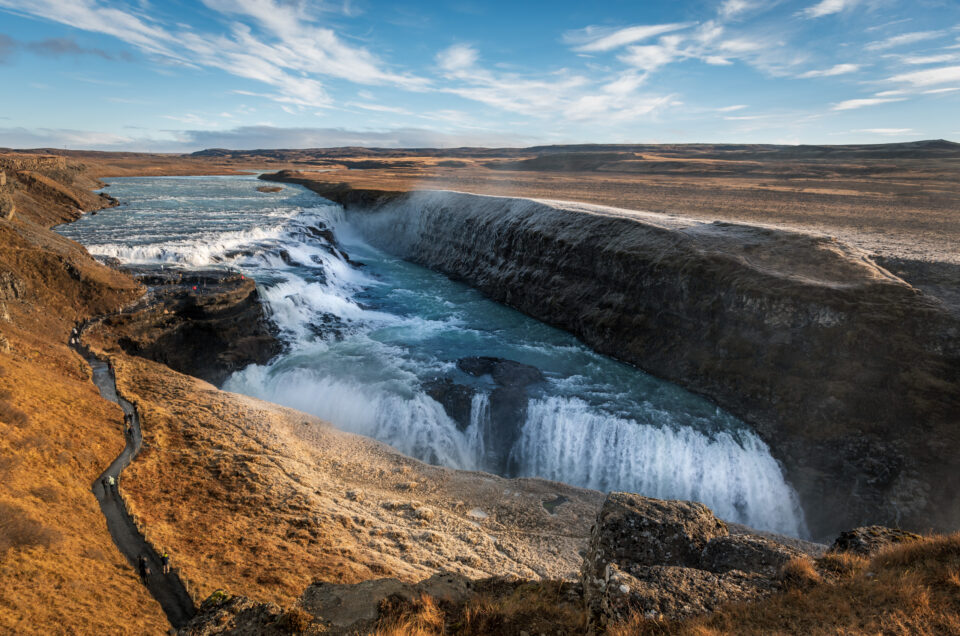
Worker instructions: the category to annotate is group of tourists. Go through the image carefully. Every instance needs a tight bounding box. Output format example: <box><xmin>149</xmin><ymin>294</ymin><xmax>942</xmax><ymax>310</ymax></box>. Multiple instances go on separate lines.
<box><xmin>137</xmin><ymin>551</ymin><xmax>172</xmax><ymax>579</ymax></box>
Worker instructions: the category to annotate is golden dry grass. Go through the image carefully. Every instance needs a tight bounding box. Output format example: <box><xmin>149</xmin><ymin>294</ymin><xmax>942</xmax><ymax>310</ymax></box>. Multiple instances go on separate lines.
<box><xmin>0</xmin><ymin>325</ymin><xmax>166</xmax><ymax>634</ymax></box>
<box><xmin>0</xmin><ymin>158</ymin><xmax>165</xmax><ymax>633</ymax></box>
<box><xmin>372</xmin><ymin>580</ymin><xmax>587</xmax><ymax>636</ymax></box>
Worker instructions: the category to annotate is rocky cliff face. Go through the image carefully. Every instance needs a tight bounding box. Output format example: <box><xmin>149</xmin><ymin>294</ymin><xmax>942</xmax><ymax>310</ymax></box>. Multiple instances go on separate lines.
<box><xmin>98</xmin><ymin>268</ymin><xmax>281</xmax><ymax>386</ymax></box>
<box><xmin>263</xmin><ymin>175</ymin><xmax>960</xmax><ymax>540</ymax></box>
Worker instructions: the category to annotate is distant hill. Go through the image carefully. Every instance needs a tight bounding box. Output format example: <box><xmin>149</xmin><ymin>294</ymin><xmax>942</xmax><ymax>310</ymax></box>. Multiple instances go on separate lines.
<box><xmin>184</xmin><ymin>139</ymin><xmax>960</xmax><ymax>162</ymax></box>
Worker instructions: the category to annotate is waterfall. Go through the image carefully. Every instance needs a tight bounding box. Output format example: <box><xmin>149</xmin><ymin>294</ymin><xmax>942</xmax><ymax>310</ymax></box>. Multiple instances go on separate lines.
<box><xmin>512</xmin><ymin>396</ymin><xmax>806</xmax><ymax>536</ymax></box>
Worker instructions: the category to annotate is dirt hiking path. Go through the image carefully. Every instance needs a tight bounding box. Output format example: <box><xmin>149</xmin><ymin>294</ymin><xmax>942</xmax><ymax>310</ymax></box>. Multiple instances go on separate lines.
<box><xmin>70</xmin><ymin>320</ymin><xmax>196</xmax><ymax>630</ymax></box>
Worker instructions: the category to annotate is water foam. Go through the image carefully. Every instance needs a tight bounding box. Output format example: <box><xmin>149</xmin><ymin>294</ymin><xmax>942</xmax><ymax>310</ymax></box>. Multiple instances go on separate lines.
<box><xmin>513</xmin><ymin>396</ymin><xmax>805</xmax><ymax>535</ymax></box>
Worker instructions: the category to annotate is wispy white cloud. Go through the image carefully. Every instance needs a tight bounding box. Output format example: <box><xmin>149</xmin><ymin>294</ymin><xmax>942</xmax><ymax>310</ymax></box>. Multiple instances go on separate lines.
<box><xmin>564</xmin><ymin>23</ymin><xmax>694</xmax><ymax>53</ymax></box>
<box><xmin>619</xmin><ymin>37</ymin><xmax>686</xmax><ymax>72</ymax></box>
<box><xmin>347</xmin><ymin>102</ymin><xmax>413</xmax><ymax>115</ymax></box>
<box><xmin>162</xmin><ymin>113</ymin><xmax>221</xmax><ymax>127</ymax></box>
<box><xmin>865</xmin><ymin>30</ymin><xmax>946</xmax><ymax>51</ymax></box>
<box><xmin>435</xmin><ymin>43</ymin><xmax>675</xmax><ymax>123</ymax></box>
<box><xmin>0</xmin><ymin>0</ymin><xmax>427</xmax><ymax>111</ymax></box>
<box><xmin>851</xmin><ymin>128</ymin><xmax>914</xmax><ymax>134</ymax></box>
<box><xmin>798</xmin><ymin>63</ymin><xmax>860</xmax><ymax>78</ymax></box>
<box><xmin>717</xmin><ymin>104</ymin><xmax>748</xmax><ymax>112</ymax></box>
<box><xmin>436</xmin><ymin>43</ymin><xmax>478</xmax><ymax>72</ymax></box>
<box><xmin>887</xmin><ymin>65</ymin><xmax>960</xmax><ymax>86</ymax></box>
<box><xmin>0</xmin><ymin>126</ymin><xmax>137</xmax><ymax>148</ymax></box>
<box><xmin>801</xmin><ymin>0</ymin><xmax>860</xmax><ymax>19</ymax></box>
<box><xmin>899</xmin><ymin>54</ymin><xmax>958</xmax><ymax>65</ymax></box>
<box><xmin>832</xmin><ymin>97</ymin><xmax>905</xmax><ymax>110</ymax></box>
<box><xmin>718</xmin><ymin>0</ymin><xmax>767</xmax><ymax>20</ymax></box>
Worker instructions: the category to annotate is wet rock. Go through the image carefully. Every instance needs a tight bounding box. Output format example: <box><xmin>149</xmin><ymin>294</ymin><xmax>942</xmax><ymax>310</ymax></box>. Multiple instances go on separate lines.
<box><xmin>457</xmin><ymin>356</ymin><xmax>544</xmax><ymax>474</ymax></box>
<box><xmin>104</xmin><ymin>268</ymin><xmax>281</xmax><ymax>385</ymax></box>
<box><xmin>277</xmin><ymin>249</ymin><xmax>303</xmax><ymax>267</ymax></box>
<box><xmin>829</xmin><ymin>525</ymin><xmax>921</xmax><ymax>557</ymax></box>
<box><xmin>457</xmin><ymin>356</ymin><xmax>544</xmax><ymax>387</ymax></box>
<box><xmin>256</xmin><ymin>185</ymin><xmax>283</xmax><ymax>193</ymax></box>
<box><xmin>423</xmin><ymin>377</ymin><xmax>475</xmax><ymax>430</ymax></box>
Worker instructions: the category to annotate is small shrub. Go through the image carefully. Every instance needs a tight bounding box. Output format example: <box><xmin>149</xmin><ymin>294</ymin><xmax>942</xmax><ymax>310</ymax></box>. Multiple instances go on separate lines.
<box><xmin>816</xmin><ymin>552</ymin><xmax>866</xmax><ymax>579</ymax></box>
<box><xmin>29</xmin><ymin>484</ymin><xmax>61</xmax><ymax>503</ymax></box>
<box><xmin>0</xmin><ymin>502</ymin><xmax>61</xmax><ymax>554</ymax></box>
<box><xmin>275</xmin><ymin>607</ymin><xmax>313</xmax><ymax>633</ymax></box>
<box><xmin>0</xmin><ymin>400</ymin><xmax>29</xmax><ymax>428</ymax></box>
<box><xmin>779</xmin><ymin>556</ymin><xmax>822</xmax><ymax>590</ymax></box>
<box><xmin>376</xmin><ymin>594</ymin><xmax>446</xmax><ymax>636</ymax></box>
<box><xmin>201</xmin><ymin>589</ymin><xmax>232</xmax><ymax>609</ymax></box>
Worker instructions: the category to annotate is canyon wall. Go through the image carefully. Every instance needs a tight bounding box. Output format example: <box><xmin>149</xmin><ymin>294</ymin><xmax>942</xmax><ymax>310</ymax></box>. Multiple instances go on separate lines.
<box><xmin>266</xmin><ymin>176</ymin><xmax>960</xmax><ymax>540</ymax></box>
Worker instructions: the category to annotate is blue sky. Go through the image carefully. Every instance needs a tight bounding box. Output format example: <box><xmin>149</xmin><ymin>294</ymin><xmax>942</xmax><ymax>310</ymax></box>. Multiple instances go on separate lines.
<box><xmin>0</xmin><ymin>0</ymin><xmax>958</xmax><ymax>150</ymax></box>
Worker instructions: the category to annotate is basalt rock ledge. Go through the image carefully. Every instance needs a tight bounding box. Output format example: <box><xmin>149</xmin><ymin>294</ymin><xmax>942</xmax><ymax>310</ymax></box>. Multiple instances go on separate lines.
<box><xmin>100</xmin><ymin>267</ymin><xmax>281</xmax><ymax>386</ymax></box>
<box><xmin>262</xmin><ymin>172</ymin><xmax>960</xmax><ymax>540</ymax></box>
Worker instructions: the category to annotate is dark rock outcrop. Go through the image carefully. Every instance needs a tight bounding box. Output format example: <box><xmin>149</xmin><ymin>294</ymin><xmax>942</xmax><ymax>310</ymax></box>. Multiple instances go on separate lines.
<box><xmin>457</xmin><ymin>356</ymin><xmax>543</xmax><ymax>474</ymax></box>
<box><xmin>102</xmin><ymin>268</ymin><xmax>281</xmax><ymax>385</ymax></box>
<box><xmin>263</xmin><ymin>177</ymin><xmax>960</xmax><ymax>539</ymax></box>
<box><xmin>701</xmin><ymin>534</ymin><xmax>803</xmax><ymax>577</ymax></box>
<box><xmin>424</xmin><ymin>356</ymin><xmax>544</xmax><ymax>473</ymax></box>
<box><xmin>422</xmin><ymin>377</ymin><xmax>474</xmax><ymax>430</ymax></box>
<box><xmin>580</xmin><ymin>492</ymin><xmax>805</xmax><ymax>626</ymax></box>
<box><xmin>829</xmin><ymin>525</ymin><xmax>921</xmax><ymax>557</ymax></box>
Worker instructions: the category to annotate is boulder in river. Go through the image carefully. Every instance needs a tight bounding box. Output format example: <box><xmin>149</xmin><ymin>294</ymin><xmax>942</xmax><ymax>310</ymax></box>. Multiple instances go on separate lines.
<box><xmin>457</xmin><ymin>356</ymin><xmax>544</xmax><ymax>474</ymax></box>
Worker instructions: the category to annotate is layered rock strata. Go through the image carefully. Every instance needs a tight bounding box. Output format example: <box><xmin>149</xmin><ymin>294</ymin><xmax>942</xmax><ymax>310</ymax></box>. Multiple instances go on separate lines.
<box><xmin>99</xmin><ymin>268</ymin><xmax>281</xmax><ymax>385</ymax></box>
<box><xmin>262</xmin><ymin>173</ymin><xmax>960</xmax><ymax>539</ymax></box>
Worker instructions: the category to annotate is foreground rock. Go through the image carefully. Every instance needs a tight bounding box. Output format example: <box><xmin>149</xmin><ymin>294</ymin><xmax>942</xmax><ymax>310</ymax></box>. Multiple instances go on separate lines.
<box><xmin>829</xmin><ymin>525</ymin><xmax>921</xmax><ymax>557</ymax></box>
<box><xmin>263</xmin><ymin>174</ymin><xmax>960</xmax><ymax>539</ymax></box>
<box><xmin>580</xmin><ymin>493</ymin><xmax>806</xmax><ymax>627</ymax></box>
<box><xmin>98</xmin><ymin>268</ymin><xmax>281</xmax><ymax>385</ymax></box>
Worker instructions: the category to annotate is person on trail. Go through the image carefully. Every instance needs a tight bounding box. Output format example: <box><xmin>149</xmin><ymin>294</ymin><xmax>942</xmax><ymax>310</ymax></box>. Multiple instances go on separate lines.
<box><xmin>160</xmin><ymin>550</ymin><xmax>171</xmax><ymax>575</ymax></box>
<box><xmin>108</xmin><ymin>475</ymin><xmax>117</xmax><ymax>492</ymax></box>
<box><xmin>138</xmin><ymin>554</ymin><xmax>149</xmax><ymax>580</ymax></box>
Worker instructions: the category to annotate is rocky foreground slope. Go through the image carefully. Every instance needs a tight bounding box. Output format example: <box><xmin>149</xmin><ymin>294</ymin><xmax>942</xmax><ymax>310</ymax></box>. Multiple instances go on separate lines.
<box><xmin>262</xmin><ymin>174</ymin><xmax>960</xmax><ymax>540</ymax></box>
<box><xmin>178</xmin><ymin>490</ymin><xmax>960</xmax><ymax>636</ymax></box>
